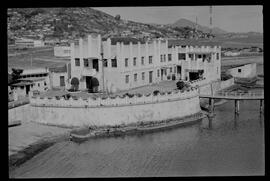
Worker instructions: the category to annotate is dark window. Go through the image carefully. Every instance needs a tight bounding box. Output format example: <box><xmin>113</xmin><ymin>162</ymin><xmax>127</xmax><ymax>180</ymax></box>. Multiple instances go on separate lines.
<box><xmin>160</xmin><ymin>55</ymin><xmax>163</xmax><ymax>62</ymax></box>
<box><xmin>189</xmin><ymin>54</ymin><xmax>194</xmax><ymax>60</ymax></box>
<box><xmin>83</xmin><ymin>59</ymin><xmax>89</xmax><ymax>67</ymax></box>
<box><xmin>216</xmin><ymin>53</ymin><xmax>219</xmax><ymax>60</ymax></box>
<box><xmin>75</xmin><ymin>58</ymin><xmax>80</xmax><ymax>66</ymax></box>
<box><xmin>198</xmin><ymin>54</ymin><xmax>202</xmax><ymax>59</ymax></box>
<box><xmin>125</xmin><ymin>75</ymin><xmax>129</xmax><ymax>83</ymax></box>
<box><xmin>93</xmin><ymin>59</ymin><xmax>99</xmax><ymax>71</ymax></box>
<box><xmin>103</xmin><ymin>59</ymin><xmax>108</xmax><ymax>67</ymax></box>
<box><xmin>134</xmin><ymin>73</ymin><xmax>137</xmax><ymax>82</ymax></box>
<box><xmin>44</xmin><ymin>81</ymin><xmax>47</xmax><ymax>86</ymax></box>
<box><xmin>20</xmin><ymin>86</ymin><xmax>24</xmax><ymax>89</ymax></box>
<box><xmin>141</xmin><ymin>57</ymin><xmax>144</xmax><ymax>65</ymax></box>
<box><xmin>38</xmin><ymin>83</ymin><xmax>40</xmax><ymax>87</ymax></box>
<box><xmin>163</xmin><ymin>55</ymin><xmax>166</xmax><ymax>62</ymax></box>
<box><xmin>142</xmin><ymin>72</ymin><xmax>145</xmax><ymax>80</ymax></box>
<box><xmin>157</xmin><ymin>69</ymin><xmax>160</xmax><ymax>77</ymax></box>
<box><xmin>60</xmin><ymin>76</ymin><xmax>65</xmax><ymax>86</ymax></box>
<box><xmin>149</xmin><ymin>56</ymin><xmax>153</xmax><ymax>64</ymax></box>
<box><xmin>133</xmin><ymin>57</ymin><xmax>136</xmax><ymax>66</ymax></box>
<box><xmin>125</xmin><ymin>58</ymin><xmax>128</xmax><ymax>67</ymax></box>
<box><xmin>178</xmin><ymin>53</ymin><xmax>186</xmax><ymax>60</ymax></box>
<box><xmin>168</xmin><ymin>54</ymin><xmax>172</xmax><ymax>61</ymax></box>
<box><xmin>170</xmin><ymin>67</ymin><xmax>172</xmax><ymax>73</ymax></box>
<box><xmin>111</xmin><ymin>59</ymin><xmax>117</xmax><ymax>67</ymax></box>
<box><xmin>238</xmin><ymin>69</ymin><xmax>241</xmax><ymax>73</ymax></box>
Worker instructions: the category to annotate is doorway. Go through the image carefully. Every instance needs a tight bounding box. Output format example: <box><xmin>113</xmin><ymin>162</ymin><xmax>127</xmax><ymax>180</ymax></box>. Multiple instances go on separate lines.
<box><xmin>149</xmin><ymin>71</ymin><xmax>153</xmax><ymax>83</ymax></box>
<box><xmin>26</xmin><ymin>85</ymin><xmax>30</xmax><ymax>95</ymax></box>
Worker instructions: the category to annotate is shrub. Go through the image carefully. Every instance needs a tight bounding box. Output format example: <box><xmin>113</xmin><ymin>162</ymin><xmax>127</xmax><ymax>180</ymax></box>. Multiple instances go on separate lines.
<box><xmin>176</xmin><ymin>80</ymin><xmax>185</xmax><ymax>90</ymax></box>
<box><xmin>153</xmin><ymin>90</ymin><xmax>160</xmax><ymax>96</ymax></box>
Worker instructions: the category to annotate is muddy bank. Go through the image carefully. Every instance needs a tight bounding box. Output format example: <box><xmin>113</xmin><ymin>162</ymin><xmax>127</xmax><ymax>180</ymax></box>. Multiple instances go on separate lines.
<box><xmin>9</xmin><ymin>133</ymin><xmax>70</xmax><ymax>172</ymax></box>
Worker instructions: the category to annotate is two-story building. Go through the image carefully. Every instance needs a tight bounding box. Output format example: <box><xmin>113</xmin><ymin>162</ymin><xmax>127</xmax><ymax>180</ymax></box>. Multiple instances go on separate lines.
<box><xmin>69</xmin><ymin>34</ymin><xmax>221</xmax><ymax>93</ymax></box>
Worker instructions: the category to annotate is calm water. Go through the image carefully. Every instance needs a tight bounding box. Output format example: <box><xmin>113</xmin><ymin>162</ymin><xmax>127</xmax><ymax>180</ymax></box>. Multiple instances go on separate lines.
<box><xmin>10</xmin><ymin>64</ymin><xmax>264</xmax><ymax>178</ymax></box>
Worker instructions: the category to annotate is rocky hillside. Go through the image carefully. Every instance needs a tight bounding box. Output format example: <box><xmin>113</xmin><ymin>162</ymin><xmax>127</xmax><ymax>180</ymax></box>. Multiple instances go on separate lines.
<box><xmin>7</xmin><ymin>8</ymin><xmax>213</xmax><ymax>43</ymax></box>
<box><xmin>169</xmin><ymin>18</ymin><xmax>228</xmax><ymax>35</ymax></box>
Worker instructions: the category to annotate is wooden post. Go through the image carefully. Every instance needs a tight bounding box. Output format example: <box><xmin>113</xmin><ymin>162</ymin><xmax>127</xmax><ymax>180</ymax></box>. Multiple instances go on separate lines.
<box><xmin>260</xmin><ymin>100</ymin><xmax>263</xmax><ymax>114</ymax></box>
<box><xmin>235</xmin><ymin>100</ymin><xmax>240</xmax><ymax>114</ymax></box>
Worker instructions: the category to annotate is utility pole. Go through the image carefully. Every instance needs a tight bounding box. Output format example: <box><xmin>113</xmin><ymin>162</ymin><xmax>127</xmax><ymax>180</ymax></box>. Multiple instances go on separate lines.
<box><xmin>100</xmin><ymin>42</ymin><xmax>106</xmax><ymax>94</ymax></box>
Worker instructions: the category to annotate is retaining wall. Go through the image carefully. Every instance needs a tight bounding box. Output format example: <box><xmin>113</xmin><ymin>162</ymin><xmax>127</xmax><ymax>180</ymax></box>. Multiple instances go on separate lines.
<box><xmin>16</xmin><ymin>88</ymin><xmax>200</xmax><ymax>127</ymax></box>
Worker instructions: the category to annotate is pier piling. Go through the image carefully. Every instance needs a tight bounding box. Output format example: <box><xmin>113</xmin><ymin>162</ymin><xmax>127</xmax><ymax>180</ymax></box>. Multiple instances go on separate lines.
<box><xmin>235</xmin><ymin>100</ymin><xmax>240</xmax><ymax>115</ymax></box>
<box><xmin>260</xmin><ymin>100</ymin><xmax>263</xmax><ymax>114</ymax></box>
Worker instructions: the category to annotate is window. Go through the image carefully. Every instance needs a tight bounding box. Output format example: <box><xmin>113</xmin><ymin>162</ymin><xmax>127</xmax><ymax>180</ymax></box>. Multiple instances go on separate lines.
<box><xmin>75</xmin><ymin>58</ymin><xmax>80</xmax><ymax>66</ymax></box>
<box><xmin>103</xmin><ymin>59</ymin><xmax>108</xmax><ymax>67</ymax></box>
<box><xmin>168</xmin><ymin>54</ymin><xmax>172</xmax><ymax>61</ymax></box>
<box><xmin>60</xmin><ymin>76</ymin><xmax>65</xmax><ymax>86</ymax></box>
<box><xmin>163</xmin><ymin>55</ymin><xmax>166</xmax><ymax>62</ymax></box>
<box><xmin>238</xmin><ymin>69</ymin><xmax>241</xmax><ymax>73</ymax></box>
<box><xmin>125</xmin><ymin>75</ymin><xmax>129</xmax><ymax>84</ymax></box>
<box><xmin>157</xmin><ymin>69</ymin><xmax>160</xmax><ymax>77</ymax></box>
<box><xmin>149</xmin><ymin>56</ymin><xmax>153</xmax><ymax>64</ymax></box>
<box><xmin>111</xmin><ymin>59</ymin><xmax>117</xmax><ymax>67</ymax></box>
<box><xmin>189</xmin><ymin>54</ymin><xmax>194</xmax><ymax>60</ymax></box>
<box><xmin>198</xmin><ymin>54</ymin><xmax>202</xmax><ymax>59</ymax></box>
<box><xmin>133</xmin><ymin>57</ymin><xmax>136</xmax><ymax>66</ymax></box>
<box><xmin>83</xmin><ymin>59</ymin><xmax>89</xmax><ymax>67</ymax></box>
<box><xmin>160</xmin><ymin>55</ymin><xmax>163</xmax><ymax>62</ymax></box>
<box><xmin>44</xmin><ymin>81</ymin><xmax>47</xmax><ymax>86</ymax></box>
<box><xmin>141</xmin><ymin>57</ymin><xmax>144</xmax><ymax>65</ymax></box>
<box><xmin>38</xmin><ymin>83</ymin><xmax>40</xmax><ymax>87</ymax></box>
<box><xmin>142</xmin><ymin>72</ymin><xmax>145</xmax><ymax>80</ymax></box>
<box><xmin>125</xmin><ymin>58</ymin><xmax>128</xmax><ymax>67</ymax></box>
<box><xmin>216</xmin><ymin>53</ymin><xmax>219</xmax><ymax>60</ymax></box>
<box><xmin>134</xmin><ymin>74</ymin><xmax>137</xmax><ymax>82</ymax></box>
<box><xmin>170</xmin><ymin>67</ymin><xmax>173</xmax><ymax>73</ymax></box>
<box><xmin>178</xmin><ymin>53</ymin><xmax>186</xmax><ymax>60</ymax></box>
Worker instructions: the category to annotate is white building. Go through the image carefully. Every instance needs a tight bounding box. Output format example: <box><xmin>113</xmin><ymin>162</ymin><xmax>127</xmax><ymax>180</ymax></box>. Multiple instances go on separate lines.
<box><xmin>54</xmin><ymin>46</ymin><xmax>71</xmax><ymax>57</ymax></box>
<box><xmin>15</xmin><ymin>38</ymin><xmax>45</xmax><ymax>48</ymax></box>
<box><xmin>224</xmin><ymin>51</ymin><xmax>241</xmax><ymax>57</ymax></box>
<box><xmin>70</xmin><ymin>34</ymin><xmax>221</xmax><ymax>93</ymax></box>
<box><xmin>227</xmin><ymin>63</ymin><xmax>257</xmax><ymax>78</ymax></box>
<box><xmin>48</xmin><ymin>64</ymin><xmax>71</xmax><ymax>89</ymax></box>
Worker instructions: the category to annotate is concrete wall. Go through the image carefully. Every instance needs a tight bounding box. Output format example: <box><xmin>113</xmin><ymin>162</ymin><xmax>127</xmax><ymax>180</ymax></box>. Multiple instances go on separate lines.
<box><xmin>21</xmin><ymin>88</ymin><xmax>200</xmax><ymax>127</ymax></box>
<box><xmin>227</xmin><ymin>63</ymin><xmax>257</xmax><ymax>78</ymax></box>
<box><xmin>49</xmin><ymin>72</ymin><xmax>70</xmax><ymax>89</ymax></box>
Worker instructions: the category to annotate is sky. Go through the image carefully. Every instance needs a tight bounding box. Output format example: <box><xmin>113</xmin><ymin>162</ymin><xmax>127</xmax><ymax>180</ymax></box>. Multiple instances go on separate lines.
<box><xmin>94</xmin><ymin>6</ymin><xmax>263</xmax><ymax>33</ymax></box>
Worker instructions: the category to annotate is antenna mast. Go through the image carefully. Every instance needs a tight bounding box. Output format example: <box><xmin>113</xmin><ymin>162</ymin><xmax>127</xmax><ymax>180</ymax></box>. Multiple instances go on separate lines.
<box><xmin>209</xmin><ymin>6</ymin><xmax>213</xmax><ymax>38</ymax></box>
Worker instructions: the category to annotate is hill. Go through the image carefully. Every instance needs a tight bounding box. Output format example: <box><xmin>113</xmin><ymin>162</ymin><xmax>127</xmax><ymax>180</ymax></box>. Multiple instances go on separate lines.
<box><xmin>170</xmin><ymin>18</ymin><xmax>227</xmax><ymax>35</ymax></box>
<box><xmin>7</xmin><ymin>8</ymin><xmax>213</xmax><ymax>43</ymax></box>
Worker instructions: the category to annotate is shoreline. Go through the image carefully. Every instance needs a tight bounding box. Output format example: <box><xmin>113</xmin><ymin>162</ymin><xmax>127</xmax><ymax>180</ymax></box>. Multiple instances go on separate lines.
<box><xmin>9</xmin><ymin>112</ymin><xmax>205</xmax><ymax>172</ymax></box>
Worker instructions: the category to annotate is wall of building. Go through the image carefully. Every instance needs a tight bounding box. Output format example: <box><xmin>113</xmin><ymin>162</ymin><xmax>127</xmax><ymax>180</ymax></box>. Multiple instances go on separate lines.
<box><xmin>227</xmin><ymin>63</ymin><xmax>257</xmax><ymax>78</ymax></box>
<box><xmin>49</xmin><ymin>72</ymin><xmax>70</xmax><ymax>89</ymax></box>
<box><xmin>23</xmin><ymin>88</ymin><xmax>200</xmax><ymax>127</ymax></box>
<box><xmin>70</xmin><ymin>34</ymin><xmax>221</xmax><ymax>93</ymax></box>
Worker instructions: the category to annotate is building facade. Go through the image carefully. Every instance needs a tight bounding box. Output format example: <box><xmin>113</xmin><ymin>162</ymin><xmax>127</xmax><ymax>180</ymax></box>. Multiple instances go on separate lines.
<box><xmin>54</xmin><ymin>46</ymin><xmax>71</xmax><ymax>57</ymax></box>
<box><xmin>70</xmin><ymin>34</ymin><xmax>221</xmax><ymax>93</ymax></box>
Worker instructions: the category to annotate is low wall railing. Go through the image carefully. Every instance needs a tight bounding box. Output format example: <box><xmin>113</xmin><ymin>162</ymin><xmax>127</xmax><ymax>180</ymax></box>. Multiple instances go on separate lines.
<box><xmin>30</xmin><ymin>87</ymin><xmax>199</xmax><ymax>108</ymax></box>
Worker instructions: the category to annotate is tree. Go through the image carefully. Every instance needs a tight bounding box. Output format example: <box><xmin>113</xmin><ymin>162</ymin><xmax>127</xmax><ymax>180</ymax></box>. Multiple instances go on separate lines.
<box><xmin>10</xmin><ymin>68</ymin><xmax>23</xmax><ymax>84</ymax></box>
<box><xmin>70</xmin><ymin>77</ymin><xmax>79</xmax><ymax>91</ymax></box>
<box><xmin>176</xmin><ymin>80</ymin><xmax>185</xmax><ymax>90</ymax></box>
<box><xmin>115</xmin><ymin>14</ymin><xmax>121</xmax><ymax>21</ymax></box>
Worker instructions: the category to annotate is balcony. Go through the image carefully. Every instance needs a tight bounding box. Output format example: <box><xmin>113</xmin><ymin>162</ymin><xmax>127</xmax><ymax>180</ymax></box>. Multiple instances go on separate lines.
<box><xmin>81</xmin><ymin>67</ymin><xmax>97</xmax><ymax>77</ymax></box>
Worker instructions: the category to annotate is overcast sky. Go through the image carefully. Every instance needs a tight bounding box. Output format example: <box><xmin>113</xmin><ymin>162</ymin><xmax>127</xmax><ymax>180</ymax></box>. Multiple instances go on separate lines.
<box><xmin>94</xmin><ymin>6</ymin><xmax>263</xmax><ymax>33</ymax></box>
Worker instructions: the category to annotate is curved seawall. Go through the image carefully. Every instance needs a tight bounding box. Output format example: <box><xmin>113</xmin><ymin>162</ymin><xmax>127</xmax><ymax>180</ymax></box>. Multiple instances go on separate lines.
<box><xmin>27</xmin><ymin>88</ymin><xmax>201</xmax><ymax>127</ymax></box>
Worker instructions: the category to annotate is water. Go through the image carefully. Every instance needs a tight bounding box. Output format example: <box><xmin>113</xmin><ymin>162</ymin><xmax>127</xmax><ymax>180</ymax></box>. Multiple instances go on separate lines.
<box><xmin>9</xmin><ymin>97</ymin><xmax>264</xmax><ymax>177</ymax></box>
<box><xmin>10</xmin><ymin>64</ymin><xmax>264</xmax><ymax>178</ymax></box>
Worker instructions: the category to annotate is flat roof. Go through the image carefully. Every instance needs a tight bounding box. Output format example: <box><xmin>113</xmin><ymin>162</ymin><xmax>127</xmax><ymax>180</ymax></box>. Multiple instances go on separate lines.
<box><xmin>18</xmin><ymin>77</ymin><xmax>46</xmax><ymax>82</ymax></box>
<box><xmin>11</xmin><ymin>82</ymin><xmax>34</xmax><ymax>87</ymax></box>
<box><xmin>168</xmin><ymin>39</ymin><xmax>221</xmax><ymax>48</ymax></box>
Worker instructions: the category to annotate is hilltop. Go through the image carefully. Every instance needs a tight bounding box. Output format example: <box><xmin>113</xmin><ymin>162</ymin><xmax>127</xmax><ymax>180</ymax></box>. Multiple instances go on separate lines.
<box><xmin>7</xmin><ymin>8</ymin><xmax>213</xmax><ymax>44</ymax></box>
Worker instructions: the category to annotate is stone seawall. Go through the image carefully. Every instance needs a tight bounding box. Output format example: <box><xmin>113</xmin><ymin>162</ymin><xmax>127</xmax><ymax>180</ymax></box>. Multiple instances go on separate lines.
<box><xmin>10</xmin><ymin>88</ymin><xmax>200</xmax><ymax>127</ymax></box>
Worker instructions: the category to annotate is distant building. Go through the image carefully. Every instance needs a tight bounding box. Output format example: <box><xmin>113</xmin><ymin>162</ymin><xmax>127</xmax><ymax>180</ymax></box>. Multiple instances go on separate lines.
<box><xmin>226</xmin><ymin>63</ymin><xmax>257</xmax><ymax>78</ymax></box>
<box><xmin>54</xmin><ymin>46</ymin><xmax>71</xmax><ymax>57</ymax></box>
<box><xmin>69</xmin><ymin>34</ymin><xmax>221</xmax><ymax>93</ymax></box>
<box><xmin>15</xmin><ymin>38</ymin><xmax>45</xmax><ymax>48</ymax></box>
<box><xmin>224</xmin><ymin>51</ymin><xmax>241</xmax><ymax>57</ymax></box>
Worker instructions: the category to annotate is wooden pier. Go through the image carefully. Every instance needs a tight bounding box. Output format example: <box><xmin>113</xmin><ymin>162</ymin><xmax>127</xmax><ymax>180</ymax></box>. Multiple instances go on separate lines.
<box><xmin>200</xmin><ymin>91</ymin><xmax>264</xmax><ymax>128</ymax></box>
